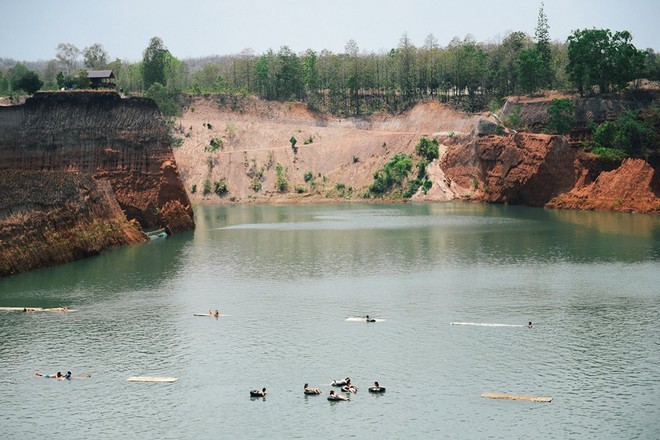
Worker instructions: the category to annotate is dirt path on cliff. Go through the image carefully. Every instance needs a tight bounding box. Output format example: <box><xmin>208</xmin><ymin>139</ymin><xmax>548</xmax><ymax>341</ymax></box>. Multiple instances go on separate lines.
<box><xmin>174</xmin><ymin>97</ymin><xmax>483</xmax><ymax>203</ymax></box>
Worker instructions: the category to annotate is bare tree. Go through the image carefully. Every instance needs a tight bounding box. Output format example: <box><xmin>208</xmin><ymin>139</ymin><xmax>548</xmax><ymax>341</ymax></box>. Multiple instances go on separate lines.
<box><xmin>83</xmin><ymin>43</ymin><xmax>109</xmax><ymax>70</ymax></box>
<box><xmin>55</xmin><ymin>43</ymin><xmax>80</xmax><ymax>75</ymax></box>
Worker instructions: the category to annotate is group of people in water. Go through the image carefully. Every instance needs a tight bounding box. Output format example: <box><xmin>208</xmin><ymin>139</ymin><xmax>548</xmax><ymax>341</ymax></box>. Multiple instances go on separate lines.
<box><xmin>252</xmin><ymin>379</ymin><xmax>385</xmax><ymax>401</ymax></box>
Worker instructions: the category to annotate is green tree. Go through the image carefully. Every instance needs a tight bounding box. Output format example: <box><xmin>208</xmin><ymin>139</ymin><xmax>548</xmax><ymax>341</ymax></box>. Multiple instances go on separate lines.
<box><xmin>0</xmin><ymin>70</ymin><xmax>7</xmax><ymax>95</ymax></box>
<box><xmin>254</xmin><ymin>50</ymin><xmax>276</xmax><ymax>100</ymax></box>
<box><xmin>415</xmin><ymin>137</ymin><xmax>439</xmax><ymax>161</ymax></box>
<box><xmin>534</xmin><ymin>2</ymin><xmax>553</xmax><ymax>88</ymax></box>
<box><xmin>643</xmin><ymin>49</ymin><xmax>660</xmax><ymax>80</ymax></box>
<box><xmin>545</xmin><ymin>98</ymin><xmax>574</xmax><ymax>134</ymax></box>
<box><xmin>301</xmin><ymin>49</ymin><xmax>319</xmax><ymax>99</ymax></box>
<box><xmin>275</xmin><ymin>46</ymin><xmax>303</xmax><ymax>100</ymax></box>
<box><xmin>567</xmin><ymin>29</ymin><xmax>645</xmax><ymax>95</ymax></box>
<box><xmin>9</xmin><ymin>63</ymin><xmax>29</xmax><ymax>93</ymax></box>
<box><xmin>191</xmin><ymin>63</ymin><xmax>220</xmax><ymax>93</ymax></box>
<box><xmin>75</xmin><ymin>69</ymin><xmax>90</xmax><ymax>89</ymax></box>
<box><xmin>517</xmin><ymin>47</ymin><xmax>543</xmax><ymax>95</ymax></box>
<box><xmin>142</xmin><ymin>37</ymin><xmax>169</xmax><ymax>89</ymax></box>
<box><xmin>56</xmin><ymin>72</ymin><xmax>65</xmax><ymax>89</ymax></box>
<box><xmin>369</xmin><ymin>154</ymin><xmax>414</xmax><ymax>195</ymax></box>
<box><xmin>488</xmin><ymin>31</ymin><xmax>530</xmax><ymax>96</ymax></box>
<box><xmin>15</xmin><ymin>69</ymin><xmax>43</xmax><ymax>94</ymax></box>
<box><xmin>275</xmin><ymin>162</ymin><xmax>289</xmax><ymax>192</ymax></box>
<box><xmin>345</xmin><ymin>39</ymin><xmax>361</xmax><ymax>114</ymax></box>
<box><xmin>145</xmin><ymin>82</ymin><xmax>179</xmax><ymax>116</ymax></box>
<box><xmin>163</xmin><ymin>52</ymin><xmax>185</xmax><ymax>91</ymax></box>
<box><xmin>41</xmin><ymin>60</ymin><xmax>60</xmax><ymax>90</ymax></box>
<box><xmin>396</xmin><ymin>33</ymin><xmax>416</xmax><ymax>103</ymax></box>
<box><xmin>592</xmin><ymin>110</ymin><xmax>652</xmax><ymax>157</ymax></box>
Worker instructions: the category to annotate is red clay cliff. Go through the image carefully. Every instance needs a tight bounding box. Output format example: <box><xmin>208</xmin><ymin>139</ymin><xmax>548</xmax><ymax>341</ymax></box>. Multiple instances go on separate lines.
<box><xmin>0</xmin><ymin>91</ymin><xmax>194</xmax><ymax>276</ymax></box>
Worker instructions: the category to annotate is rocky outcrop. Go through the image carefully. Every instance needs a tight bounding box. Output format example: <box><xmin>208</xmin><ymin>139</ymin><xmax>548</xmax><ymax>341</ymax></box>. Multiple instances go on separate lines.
<box><xmin>0</xmin><ymin>91</ymin><xmax>193</xmax><ymax>231</ymax></box>
<box><xmin>0</xmin><ymin>91</ymin><xmax>195</xmax><ymax>276</ymax></box>
<box><xmin>441</xmin><ymin>133</ymin><xmax>577</xmax><ymax>206</ymax></box>
<box><xmin>0</xmin><ymin>170</ymin><xmax>145</xmax><ymax>277</ymax></box>
<box><xmin>546</xmin><ymin>158</ymin><xmax>660</xmax><ymax>213</ymax></box>
<box><xmin>439</xmin><ymin>131</ymin><xmax>659</xmax><ymax>213</ymax></box>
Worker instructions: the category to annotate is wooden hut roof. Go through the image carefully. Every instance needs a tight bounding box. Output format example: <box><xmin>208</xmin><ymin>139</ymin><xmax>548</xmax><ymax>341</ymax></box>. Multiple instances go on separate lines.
<box><xmin>87</xmin><ymin>70</ymin><xmax>114</xmax><ymax>79</ymax></box>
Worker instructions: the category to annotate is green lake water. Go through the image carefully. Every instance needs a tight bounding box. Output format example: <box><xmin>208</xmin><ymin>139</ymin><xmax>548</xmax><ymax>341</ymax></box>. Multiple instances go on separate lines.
<box><xmin>1</xmin><ymin>203</ymin><xmax>659</xmax><ymax>439</ymax></box>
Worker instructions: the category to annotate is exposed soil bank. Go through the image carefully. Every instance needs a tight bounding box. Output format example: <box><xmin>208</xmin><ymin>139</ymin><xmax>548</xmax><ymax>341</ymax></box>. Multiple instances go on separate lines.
<box><xmin>0</xmin><ymin>91</ymin><xmax>194</xmax><ymax>277</ymax></box>
<box><xmin>173</xmin><ymin>95</ymin><xmax>659</xmax><ymax>214</ymax></box>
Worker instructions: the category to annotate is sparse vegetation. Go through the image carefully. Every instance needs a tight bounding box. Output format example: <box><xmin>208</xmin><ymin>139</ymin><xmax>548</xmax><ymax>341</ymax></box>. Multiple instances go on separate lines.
<box><xmin>505</xmin><ymin>104</ymin><xmax>522</xmax><ymax>130</ymax></box>
<box><xmin>213</xmin><ymin>179</ymin><xmax>228</xmax><ymax>195</ymax></box>
<box><xmin>290</xmin><ymin>136</ymin><xmax>298</xmax><ymax>153</ymax></box>
<box><xmin>205</xmin><ymin>137</ymin><xmax>223</xmax><ymax>152</ymax></box>
<box><xmin>275</xmin><ymin>162</ymin><xmax>288</xmax><ymax>192</ymax></box>
<box><xmin>225</xmin><ymin>123</ymin><xmax>237</xmax><ymax>139</ymax></box>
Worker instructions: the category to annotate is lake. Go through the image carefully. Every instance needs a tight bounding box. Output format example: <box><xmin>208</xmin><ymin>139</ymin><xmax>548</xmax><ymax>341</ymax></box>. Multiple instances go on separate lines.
<box><xmin>1</xmin><ymin>203</ymin><xmax>659</xmax><ymax>439</ymax></box>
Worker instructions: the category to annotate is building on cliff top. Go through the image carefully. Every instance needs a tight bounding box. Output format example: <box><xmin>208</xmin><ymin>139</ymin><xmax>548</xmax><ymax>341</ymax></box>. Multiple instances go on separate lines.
<box><xmin>87</xmin><ymin>70</ymin><xmax>115</xmax><ymax>89</ymax></box>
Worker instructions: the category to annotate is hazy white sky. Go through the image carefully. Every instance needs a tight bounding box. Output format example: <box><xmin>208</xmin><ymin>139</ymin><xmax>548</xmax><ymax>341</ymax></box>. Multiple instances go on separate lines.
<box><xmin>2</xmin><ymin>0</ymin><xmax>658</xmax><ymax>61</ymax></box>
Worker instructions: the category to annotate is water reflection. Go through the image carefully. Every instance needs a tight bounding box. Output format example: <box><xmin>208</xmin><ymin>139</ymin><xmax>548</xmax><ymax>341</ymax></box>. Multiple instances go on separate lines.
<box><xmin>0</xmin><ymin>203</ymin><xmax>658</xmax><ymax>439</ymax></box>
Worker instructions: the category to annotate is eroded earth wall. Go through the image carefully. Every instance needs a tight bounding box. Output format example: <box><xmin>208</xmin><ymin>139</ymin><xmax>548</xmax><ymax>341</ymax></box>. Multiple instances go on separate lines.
<box><xmin>0</xmin><ymin>91</ymin><xmax>194</xmax><ymax>276</ymax></box>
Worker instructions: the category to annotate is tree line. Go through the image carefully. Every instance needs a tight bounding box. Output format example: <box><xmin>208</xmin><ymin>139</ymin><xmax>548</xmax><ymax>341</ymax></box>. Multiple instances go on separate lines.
<box><xmin>1</xmin><ymin>5</ymin><xmax>659</xmax><ymax>115</ymax></box>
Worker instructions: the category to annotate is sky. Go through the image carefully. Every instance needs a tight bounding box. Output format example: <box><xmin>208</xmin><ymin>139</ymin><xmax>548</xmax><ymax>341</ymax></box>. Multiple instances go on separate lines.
<box><xmin>2</xmin><ymin>0</ymin><xmax>658</xmax><ymax>62</ymax></box>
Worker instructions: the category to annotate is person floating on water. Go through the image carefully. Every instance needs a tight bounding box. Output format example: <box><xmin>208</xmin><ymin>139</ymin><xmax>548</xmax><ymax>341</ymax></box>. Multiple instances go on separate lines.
<box><xmin>35</xmin><ymin>371</ymin><xmax>74</xmax><ymax>379</ymax></box>
<box><xmin>366</xmin><ymin>315</ymin><xmax>376</xmax><ymax>323</ymax></box>
<box><xmin>368</xmin><ymin>381</ymin><xmax>386</xmax><ymax>393</ymax></box>
<box><xmin>328</xmin><ymin>390</ymin><xmax>349</xmax><ymax>401</ymax></box>
<box><xmin>527</xmin><ymin>321</ymin><xmax>533</xmax><ymax>328</ymax></box>
<box><xmin>36</xmin><ymin>372</ymin><xmax>63</xmax><ymax>379</ymax></box>
<box><xmin>304</xmin><ymin>383</ymin><xmax>322</xmax><ymax>394</ymax></box>
<box><xmin>209</xmin><ymin>309</ymin><xmax>220</xmax><ymax>317</ymax></box>
<box><xmin>250</xmin><ymin>387</ymin><xmax>267</xmax><ymax>397</ymax></box>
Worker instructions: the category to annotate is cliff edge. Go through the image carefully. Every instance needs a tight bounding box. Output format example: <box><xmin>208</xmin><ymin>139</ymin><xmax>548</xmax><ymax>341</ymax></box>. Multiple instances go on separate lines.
<box><xmin>0</xmin><ymin>91</ymin><xmax>194</xmax><ymax>277</ymax></box>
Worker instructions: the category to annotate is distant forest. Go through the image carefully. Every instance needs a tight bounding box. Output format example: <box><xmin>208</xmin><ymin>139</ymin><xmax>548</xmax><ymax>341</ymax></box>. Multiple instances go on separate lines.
<box><xmin>1</xmin><ymin>5</ymin><xmax>659</xmax><ymax>115</ymax></box>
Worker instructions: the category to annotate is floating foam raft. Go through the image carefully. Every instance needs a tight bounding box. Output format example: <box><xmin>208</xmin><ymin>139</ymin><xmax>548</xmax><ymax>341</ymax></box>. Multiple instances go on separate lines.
<box><xmin>345</xmin><ymin>317</ymin><xmax>386</xmax><ymax>322</ymax></box>
<box><xmin>0</xmin><ymin>307</ymin><xmax>76</xmax><ymax>312</ymax></box>
<box><xmin>481</xmin><ymin>392</ymin><xmax>552</xmax><ymax>403</ymax></box>
<box><xmin>126</xmin><ymin>377</ymin><xmax>178</xmax><ymax>383</ymax></box>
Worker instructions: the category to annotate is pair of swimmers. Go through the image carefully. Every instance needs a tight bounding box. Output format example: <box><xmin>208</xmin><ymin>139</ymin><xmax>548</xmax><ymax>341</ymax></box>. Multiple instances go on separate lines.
<box><xmin>341</xmin><ymin>378</ymin><xmax>358</xmax><ymax>393</ymax></box>
<box><xmin>35</xmin><ymin>371</ymin><xmax>72</xmax><ymax>380</ymax></box>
